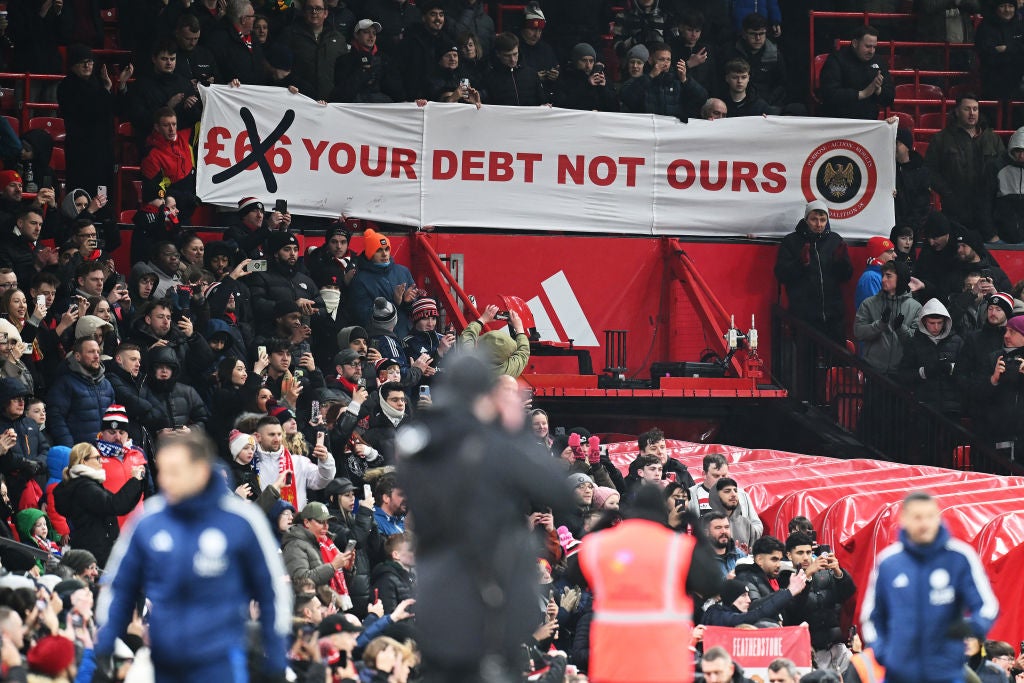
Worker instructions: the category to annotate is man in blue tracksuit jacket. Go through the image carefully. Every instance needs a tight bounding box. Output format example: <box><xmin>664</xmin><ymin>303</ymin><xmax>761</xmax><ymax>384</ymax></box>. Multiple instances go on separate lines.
<box><xmin>93</xmin><ymin>433</ymin><xmax>291</xmax><ymax>683</ymax></box>
<box><xmin>862</xmin><ymin>492</ymin><xmax>999</xmax><ymax>683</ymax></box>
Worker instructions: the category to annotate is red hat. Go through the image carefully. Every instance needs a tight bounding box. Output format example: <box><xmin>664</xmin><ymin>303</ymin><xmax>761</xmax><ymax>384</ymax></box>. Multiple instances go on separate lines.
<box><xmin>27</xmin><ymin>636</ymin><xmax>75</xmax><ymax>676</ymax></box>
<box><xmin>411</xmin><ymin>298</ymin><xmax>439</xmax><ymax>321</ymax></box>
<box><xmin>0</xmin><ymin>170</ymin><xmax>21</xmax><ymax>188</ymax></box>
<box><xmin>374</xmin><ymin>357</ymin><xmax>399</xmax><ymax>374</ymax></box>
<box><xmin>866</xmin><ymin>236</ymin><xmax>894</xmax><ymax>261</ymax></box>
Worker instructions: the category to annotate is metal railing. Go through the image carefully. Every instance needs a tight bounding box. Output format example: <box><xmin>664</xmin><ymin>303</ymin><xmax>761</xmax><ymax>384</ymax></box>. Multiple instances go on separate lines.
<box><xmin>771</xmin><ymin>304</ymin><xmax>1024</xmax><ymax>476</ymax></box>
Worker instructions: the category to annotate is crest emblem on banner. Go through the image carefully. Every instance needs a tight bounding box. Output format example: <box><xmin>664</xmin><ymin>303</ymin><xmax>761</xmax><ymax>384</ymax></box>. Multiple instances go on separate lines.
<box><xmin>801</xmin><ymin>139</ymin><xmax>878</xmax><ymax>220</ymax></box>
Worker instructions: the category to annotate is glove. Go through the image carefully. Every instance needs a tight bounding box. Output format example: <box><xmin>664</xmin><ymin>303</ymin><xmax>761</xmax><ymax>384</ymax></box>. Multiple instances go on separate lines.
<box><xmin>922</xmin><ymin>362</ymin><xmax>939</xmax><ymax>379</ymax></box>
<box><xmin>587</xmin><ymin>436</ymin><xmax>601</xmax><ymax>465</ymax></box>
<box><xmin>567</xmin><ymin>433</ymin><xmax>581</xmax><ymax>449</ymax></box>
<box><xmin>891</xmin><ymin>313</ymin><xmax>905</xmax><ymax>330</ymax></box>
<box><xmin>834</xmin><ymin>241</ymin><xmax>849</xmax><ymax>263</ymax></box>
<box><xmin>880</xmin><ymin>307</ymin><xmax>892</xmax><ymax>324</ymax></box>
<box><xmin>800</xmin><ymin>243</ymin><xmax>811</xmax><ymax>266</ymax></box>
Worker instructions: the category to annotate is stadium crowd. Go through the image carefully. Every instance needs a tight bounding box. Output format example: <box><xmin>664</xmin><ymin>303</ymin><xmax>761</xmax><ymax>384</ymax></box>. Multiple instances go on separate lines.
<box><xmin>0</xmin><ymin>0</ymin><xmax>1016</xmax><ymax>681</ymax></box>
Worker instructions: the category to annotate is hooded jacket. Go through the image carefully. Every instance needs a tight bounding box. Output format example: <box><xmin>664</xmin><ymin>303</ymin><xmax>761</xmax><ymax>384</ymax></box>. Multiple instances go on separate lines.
<box><xmin>94</xmin><ymin>475</ymin><xmax>289</xmax><ymax>675</ymax></box>
<box><xmin>619</xmin><ymin>68</ymin><xmax>707</xmax><ymax>121</ymax></box>
<box><xmin>105</xmin><ymin>359</ymin><xmax>171</xmax><ymax>439</ymax></box>
<box><xmin>863</xmin><ymin>525</ymin><xmax>999</xmax><ymax>682</ymax></box>
<box><xmin>482</xmin><ymin>57</ymin><xmax>549</xmax><ymax>106</ymax></box>
<box><xmin>126</xmin><ymin>313</ymin><xmax>214</xmax><ymax>390</ymax></box>
<box><xmin>553</xmin><ymin>64</ymin><xmax>619</xmax><ymax>112</ymax></box>
<box><xmin>993</xmin><ymin>129</ymin><xmax>1024</xmax><ymax>244</ymax></box>
<box><xmin>46</xmin><ymin>354</ymin><xmax>115</xmax><ymax>447</ymax></box>
<box><xmin>854</xmin><ymin>266</ymin><xmax>922</xmax><ymax>374</ymax></box>
<box><xmin>52</xmin><ymin>466</ymin><xmax>144</xmax><ymax>567</ymax></box>
<box><xmin>458</xmin><ymin>322</ymin><xmax>530</xmax><ymax>378</ymax></box>
<box><xmin>774</xmin><ymin>217</ymin><xmax>854</xmax><ymax>327</ymax></box>
<box><xmin>897</xmin><ymin>298</ymin><xmax>964</xmax><ymax>414</ymax></box>
<box><xmin>145</xmin><ymin>346</ymin><xmax>210</xmax><ymax>430</ymax></box>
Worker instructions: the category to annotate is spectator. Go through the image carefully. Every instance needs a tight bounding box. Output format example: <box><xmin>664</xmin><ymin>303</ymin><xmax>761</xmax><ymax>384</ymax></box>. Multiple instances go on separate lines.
<box><xmin>94</xmin><ymin>432</ymin><xmax>290</xmax><ymax>682</ymax></box>
<box><xmin>518</xmin><ymin>6</ymin><xmax>559</xmax><ymax>91</ymax></box>
<box><xmin>722</xmin><ymin>58</ymin><xmax>769</xmax><ymax>117</ymax></box>
<box><xmin>0</xmin><ymin>209</ymin><xmax>53</xmax><ymax>293</ymax></box>
<box><xmin>735</xmin><ymin>535</ymin><xmax>786</xmax><ymax>602</ymax></box>
<box><xmin>623</xmin><ymin>43</ymin><xmax>650</xmax><ymax>84</ymax></box>
<box><xmin>897</xmin><ymin>299</ymin><xmax>964</xmax><ymax>418</ymax></box>
<box><xmin>105</xmin><ymin>343</ymin><xmax>170</xmax><ymax>445</ymax></box>
<box><xmin>634</xmin><ymin>427</ymin><xmax>695</xmax><ymax>488</ymax></box>
<box><xmin>364</xmin><ymin>0</ymin><xmax>421</xmax><ymax>53</ymax></box>
<box><xmin>774</xmin><ymin>200</ymin><xmax>853</xmax><ymax>343</ymax></box>
<box><xmin>403</xmin><ymin>297</ymin><xmax>456</xmax><ymax>368</ymax></box>
<box><xmin>172</xmin><ymin>14</ymin><xmax>220</xmax><ymax>86</ymax></box>
<box><xmin>483</xmin><ymin>32</ymin><xmax>548</xmax><ymax>106</ymax></box>
<box><xmin>205</xmin><ymin>0</ymin><xmax>266</xmax><ymax>85</ymax></box>
<box><xmin>863</xmin><ymin>492</ymin><xmax>999</xmax><ymax>683</ymax></box>
<box><xmin>977</xmin><ymin>641</ymin><xmax>1016</xmax><ymax>683</ymax></box>
<box><xmin>612</xmin><ymin>0</ymin><xmax>670</xmax><ymax>56</ymax></box>
<box><xmin>818</xmin><ymin>25</ymin><xmax>894</xmax><ymax>120</ymax></box>
<box><xmin>620</xmin><ymin>42</ymin><xmax>708</xmax><ymax>120</ymax></box>
<box><xmin>456</xmin><ymin>31</ymin><xmax>488</xmax><ymax>87</ymax></box>
<box><xmin>364</xmin><ymin>381</ymin><xmax>411</xmax><ymax>461</ymax></box>
<box><xmin>46</xmin><ymin>339</ymin><xmax>115</xmax><ymax>447</ymax></box>
<box><xmin>974</xmin><ymin>1</ymin><xmax>1024</xmax><ymax>103</ymax></box>
<box><xmin>553</xmin><ymin>44</ymin><xmax>619</xmax><ymax>111</ymax></box>
<box><xmin>282</xmin><ymin>501</ymin><xmax>356</xmax><ymax>608</ymax></box>
<box><xmin>720</xmin><ymin>13</ymin><xmax>788</xmax><ymax>111</ymax></box>
<box><xmin>701</xmin><ymin>510</ymin><xmax>747</xmax><ymax>577</ymax></box>
<box><xmin>855</xmin><ymin>236</ymin><xmax>897</xmax><ymax>310</ymax></box>
<box><xmin>139</xmin><ymin>108</ymin><xmax>198</xmax><ymax>225</ymax></box>
<box><xmin>348</xmin><ymin>229</ymin><xmax>416</xmax><ymax>334</ymax></box>
<box><xmin>398</xmin><ymin>0</ymin><xmax>456</xmax><ymax>100</ymax></box>
<box><xmin>855</xmin><ymin>261</ymin><xmax>922</xmax><ymax>375</ymax></box>
<box><xmin>926</xmin><ymin>95</ymin><xmax>1005</xmax><ymax>239</ymax></box>
<box><xmin>701</xmin><ymin>646</ymin><xmax>759</xmax><ymax>682</ymax></box>
<box><xmin>333</xmin><ymin>20</ymin><xmax>401</xmax><ymax>103</ymax></box>
<box><xmin>323</xmin><ymin>1</ymin><xmax>356</xmax><ymax>38</ymax></box>
<box><xmin>427</xmin><ymin>45</ymin><xmax>482</xmax><ymax>105</ymax></box>
<box><xmin>702</xmin><ymin>575</ymin><xmax>806</xmax><ymax>627</ymax></box>
<box><xmin>225</xmin><ymin>197</ymin><xmax>283</xmax><ymax>258</ymax></box>
<box><xmin>975</xmin><ymin>315</ymin><xmax>1024</xmax><ymax>456</ymax></box>
<box><xmin>991</xmin><ymin>128</ymin><xmax>1024</xmax><ymax>244</ymax></box>
<box><xmin>711</xmin><ymin>478</ymin><xmax>762</xmax><ymax>550</ymax></box>
<box><xmin>784</xmin><ymin>532</ymin><xmax>856</xmax><ymax>673</ymax></box>
<box><xmin>894</xmin><ymin>127</ymin><xmax>932</xmax><ymax>236</ymax></box>
<box><xmin>954</xmin><ymin>231</ymin><xmax>1012</xmax><ymax>294</ymax></box>
<box><xmin>52</xmin><ymin>442</ymin><xmax>145</xmax><ymax>568</ymax></box>
<box><xmin>459</xmin><ymin>304</ymin><xmax>530</xmax><ymax>377</ymax></box>
<box><xmin>324</xmin><ymin>477</ymin><xmax>383</xmax><ymax>616</ymax></box>
<box><xmin>445</xmin><ymin>0</ymin><xmax>495</xmax><ymax>57</ymax></box>
<box><xmin>915</xmin><ymin>212</ymin><xmax>962</xmax><ymax>304</ymax></box>
<box><xmin>125</xmin><ymin>39</ymin><xmax>202</xmax><ymax>155</ymax></box>
<box><xmin>701</xmin><ymin>97</ymin><xmax>729</xmax><ymax>119</ymax></box>
<box><xmin>369</xmin><ymin>532</ymin><xmax>416</xmax><ymax>614</ymax></box>
<box><xmin>955</xmin><ymin>292</ymin><xmax>1012</xmax><ymax>418</ymax></box>
<box><xmin>210</xmin><ymin>354</ymin><xmax>268</xmax><ymax>451</ymax></box>
<box><xmin>252</xmin><ymin>415</ymin><xmax>335</xmax><ymax>509</ymax></box>
<box><xmin>57</xmin><ymin>44</ymin><xmax>132</xmax><ymax>202</ymax></box>
<box><xmin>94</xmin><ymin>406</ymin><xmax>151</xmax><ymax>526</ymax></box>
<box><xmin>283</xmin><ymin>0</ymin><xmax>349</xmax><ymax>101</ymax></box>
<box><xmin>688</xmin><ymin>452</ymin><xmax>729</xmax><ymax>514</ymax></box>
<box><xmin>247</xmin><ymin>231</ymin><xmax>321</xmax><ymax>328</ymax></box>
<box><xmin>126</xmin><ymin>300</ymin><xmax>215</xmax><ymax>388</ymax></box>
<box><xmin>667</xmin><ymin>11</ymin><xmax>717</xmax><ymax>93</ymax></box>
<box><xmin>147</xmin><ymin>346</ymin><xmax>211</xmax><ymax>431</ymax></box>
<box><xmin>768</xmin><ymin>659</ymin><xmax>802</xmax><ymax>683</ymax></box>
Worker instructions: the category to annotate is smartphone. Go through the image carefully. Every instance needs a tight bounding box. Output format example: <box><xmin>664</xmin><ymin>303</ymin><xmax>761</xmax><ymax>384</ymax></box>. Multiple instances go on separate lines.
<box><xmin>284</xmin><ymin>471</ymin><xmax>293</xmax><ymax>486</ymax></box>
<box><xmin>36</xmin><ymin>294</ymin><xmax>45</xmax><ymax>310</ymax></box>
<box><xmin>310</xmin><ymin>399</ymin><xmax>321</xmax><ymax>419</ymax></box>
<box><xmin>363</xmin><ymin>483</ymin><xmax>372</xmax><ymax>500</ymax></box>
<box><xmin>257</xmin><ymin>345</ymin><xmax>267</xmax><ymax>358</ymax></box>
<box><xmin>274</xmin><ymin>199</ymin><xmax>287</xmax><ymax>214</ymax></box>
<box><xmin>344</xmin><ymin>539</ymin><xmax>357</xmax><ymax>553</ymax></box>
<box><xmin>592</xmin><ymin>63</ymin><xmax>605</xmax><ymax>75</ymax></box>
<box><xmin>419</xmin><ymin>385</ymin><xmax>431</xmax><ymax>399</ymax></box>
<box><xmin>373</xmin><ymin>588</ymin><xmax>379</xmax><ymax>602</ymax></box>
<box><xmin>97</xmin><ymin>185</ymin><xmax>107</xmax><ymax>198</ymax></box>
<box><xmin>246</xmin><ymin>260</ymin><xmax>268</xmax><ymax>272</ymax></box>
<box><xmin>357</xmin><ymin>377</ymin><xmax>366</xmax><ymax>387</ymax></box>
<box><xmin>316</xmin><ymin>431</ymin><xmax>325</xmax><ymax>446</ymax></box>
<box><xmin>666</xmin><ymin>472</ymin><xmax>677</xmax><ymax>483</ymax></box>
<box><xmin>176</xmin><ymin>285</ymin><xmax>192</xmax><ymax>311</ymax></box>
<box><xmin>68</xmin><ymin>304</ymin><xmax>78</xmax><ymax>315</ymax></box>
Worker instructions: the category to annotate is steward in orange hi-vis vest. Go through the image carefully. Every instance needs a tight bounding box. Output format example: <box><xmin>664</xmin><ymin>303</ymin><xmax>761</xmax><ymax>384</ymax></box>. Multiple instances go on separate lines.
<box><xmin>579</xmin><ymin>517</ymin><xmax>697</xmax><ymax>683</ymax></box>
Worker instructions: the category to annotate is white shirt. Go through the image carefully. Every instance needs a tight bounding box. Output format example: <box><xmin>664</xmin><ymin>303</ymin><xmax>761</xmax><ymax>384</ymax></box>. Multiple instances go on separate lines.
<box><xmin>254</xmin><ymin>445</ymin><xmax>336</xmax><ymax>510</ymax></box>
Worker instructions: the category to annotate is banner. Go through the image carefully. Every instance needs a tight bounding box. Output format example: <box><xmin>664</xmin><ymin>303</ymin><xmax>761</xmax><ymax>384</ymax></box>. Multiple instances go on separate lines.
<box><xmin>196</xmin><ymin>85</ymin><xmax>895</xmax><ymax>238</ymax></box>
<box><xmin>702</xmin><ymin>625</ymin><xmax>813</xmax><ymax>679</ymax></box>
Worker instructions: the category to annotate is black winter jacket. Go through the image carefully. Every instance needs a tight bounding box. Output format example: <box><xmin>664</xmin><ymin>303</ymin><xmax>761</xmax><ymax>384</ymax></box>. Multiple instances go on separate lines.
<box><xmin>975</xmin><ymin>14</ymin><xmax>1024</xmax><ymax>100</ymax></box>
<box><xmin>784</xmin><ymin>568</ymin><xmax>856</xmax><ymax>649</ymax></box>
<box><xmin>146</xmin><ymin>347</ymin><xmax>211</xmax><ymax>430</ymax></box>
<box><xmin>329</xmin><ymin>506</ymin><xmax>385</xmax><ymax>617</ymax></box>
<box><xmin>818</xmin><ymin>45</ymin><xmax>895</xmax><ymax>120</ymax></box>
<box><xmin>483</xmin><ymin>59</ymin><xmax>548</xmax><ymax>106</ymax></box>
<box><xmin>247</xmin><ymin>260</ymin><xmax>320</xmax><ymax>331</ymax></box>
<box><xmin>52</xmin><ymin>472</ymin><xmax>144</xmax><ymax>568</ymax></box>
<box><xmin>105</xmin><ymin>361</ymin><xmax>171</xmax><ymax>442</ymax></box>
<box><xmin>553</xmin><ymin>67</ymin><xmax>619</xmax><ymax>112</ymax></box>
<box><xmin>205</xmin><ymin>20</ymin><xmax>267</xmax><ymax>85</ymax></box>
<box><xmin>369</xmin><ymin>559</ymin><xmax>415</xmax><ymax>614</ymax></box>
<box><xmin>774</xmin><ymin>220</ymin><xmax>854</xmax><ymax>327</ymax></box>
<box><xmin>975</xmin><ymin>347</ymin><xmax>1024</xmax><ymax>442</ymax></box>
<box><xmin>895</xmin><ymin>150</ymin><xmax>932</xmax><ymax>231</ymax></box>
<box><xmin>897</xmin><ymin>308</ymin><xmax>964</xmax><ymax>415</ymax></box>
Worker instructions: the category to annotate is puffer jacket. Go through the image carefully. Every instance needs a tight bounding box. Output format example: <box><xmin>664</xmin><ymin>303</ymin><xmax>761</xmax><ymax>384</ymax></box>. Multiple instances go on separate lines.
<box><xmin>895</xmin><ymin>149</ymin><xmax>932</xmax><ymax>232</ymax></box>
<box><xmin>145</xmin><ymin>347</ymin><xmax>210</xmax><ymax>430</ymax></box>
<box><xmin>975</xmin><ymin>13</ymin><xmax>1024</xmax><ymax>101</ymax></box>
<box><xmin>347</xmin><ymin>257</ymin><xmax>415</xmax><ymax>335</ymax></box>
<box><xmin>818</xmin><ymin>45</ymin><xmax>895</xmax><ymax>120</ymax></box>
<box><xmin>784</xmin><ymin>566</ymin><xmax>856</xmax><ymax>649</ymax></box>
<box><xmin>281</xmin><ymin>524</ymin><xmax>338</xmax><ymax>587</ymax></box>
<box><xmin>126</xmin><ymin>315</ymin><xmax>215</xmax><ymax>389</ymax></box>
<box><xmin>247</xmin><ymin>258</ymin><xmax>320</xmax><ymax>331</ymax></box>
<box><xmin>993</xmin><ymin>129</ymin><xmax>1024</xmax><ymax>244</ymax></box>
<box><xmin>46</xmin><ymin>354</ymin><xmax>115</xmax><ymax>447</ymax></box>
<box><xmin>854</xmin><ymin>281</ymin><xmax>922</xmax><ymax>374</ymax></box>
<box><xmin>976</xmin><ymin>343</ymin><xmax>1024</xmax><ymax>442</ymax></box>
<box><xmin>369</xmin><ymin>559</ymin><xmax>415</xmax><ymax>614</ymax></box>
<box><xmin>329</xmin><ymin>505</ymin><xmax>384</xmax><ymax>617</ymax></box>
<box><xmin>897</xmin><ymin>298</ymin><xmax>964</xmax><ymax>414</ymax></box>
<box><xmin>774</xmin><ymin>218</ymin><xmax>854</xmax><ymax>328</ymax></box>
<box><xmin>926</xmin><ymin>121</ymin><xmax>1004</xmax><ymax>237</ymax></box>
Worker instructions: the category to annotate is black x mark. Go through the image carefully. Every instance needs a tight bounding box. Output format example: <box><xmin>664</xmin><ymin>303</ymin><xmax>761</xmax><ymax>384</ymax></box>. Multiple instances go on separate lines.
<box><xmin>211</xmin><ymin>107</ymin><xmax>295</xmax><ymax>192</ymax></box>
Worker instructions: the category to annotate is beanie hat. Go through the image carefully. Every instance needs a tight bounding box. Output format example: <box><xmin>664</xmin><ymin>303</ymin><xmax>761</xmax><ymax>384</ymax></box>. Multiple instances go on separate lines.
<box><xmin>567</xmin><ymin>472</ymin><xmax>595</xmax><ymax>489</ymax></box>
<box><xmin>524</xmin><ymin>3</ymin><xmax>546</xmax><ymax>28</ymax></box>
<box><xmin>333</xmin><ymin>348</ymin><xmax>361</xmax><ymax>367</ymax></box>
<box><xmin>571</xmin><ymin>43</ymin><xmax>597</xmax><ymax>61</ymax></box>
<box><xmin>556</xmin><ymin>525</ymin><xmax>581</xmax><ymax>556</ymax></box>
<box><xmin>60</xmin><ymin>548</ymin><xmax>98</xmax><ymax>575</ymax></box>
<box><xmin>269</xmin><ymin>405</ymin><xmax>296</xmax><ymax>423</ymax></box>
<box><xmin>411</xmin><ymin>297</ymin><xmax>439</xmax><ymax>321</ymax></box>
<box><xmin>720</xmin><ymin>579</ymin><xmax>749</xmax><ymax>606</ymax></box>
<box><xmin>101</xmin><ymin>405</ymin><xmax>129</xmax><ymax>431</ymax></box>
<box><xmin>1007</xmin><ymin>315</ymin><xmax>1024</xmax><ymax>336</ymax></box>
<box><xmin>896</xmin><ymin>127</ymin><xmax>914</xmax><ymax>150</ymax></box>
<box><xmin>237</xmin><ymin>197</ymin><xmax>263</xmax><ymax>215</ymax></box>
<box><xmin>0</xmin><ymin>170</ymin><xmax>21</xmax><ymax>188</ymax></box>
<box><xmin>988</xmin><ymin>292</ymin><xmax>1014</xmax><ymax>318</ymax></box>
<box><xmin>274</xmin><ymin>299</ymin><xmax>300</xmax><ymax>318</ymax></box>
<box><xmin>265</xmin><ymin>230</ymin><xmax>299</xmax><ymax>255</ymax></box>
<box><xmin>229</xmin><ymin>429</ymin><xmax>254</xmax><ymax>458</ymax></box>
<box><xmin>627</xmin><ymin>44</ymin><xmax>649</xmax><ymax>62</ymax></box>
<box><xmin>325</xmin><ymin>221</ymin><xmax>350</xmax><ymax>243</ymax></box>
<box><xmin>363</xmin><ymin>228</ymin><xmax>390</xmax><ymax>258</ymax></box>
<box><xmin>67</xmin><ymin>44</ymin><xmax>94</xmax><ymax>67</ymax></box>
<box><xmin>924</xmin><ymin>212</ymin><xmax>951</xmax><ymax>238</ymax></box>
<box><xmin>805</xmin><ymin>200</ymin><xmax>829</xmax><ymax>219</ymax></box>
<box><xmin>955</xmin><ymin>230</ymin><xmax>985</xmax><ymax>255</ymax></box>
<box><xmin>866</xmin><ymin>236</ymin><xmax>895</xmax><ymax>261</ymax></box>
<box><xmin>592</xmin><ymin>486</ymin><xmax>619</xmax><ymax>509</ymax></box>
<box><xmin>890</xmin><ymin>225</ymin><xmax>914</xmax><ymax>242</ymax></box>
<box><xmin>372</xmin><ymin>297</ymin><xmax>398</xmax><ymax>326</ymax></box>
<box><xmin>27</xmin><ymin>636</ymin><xmax>76</xmax><ymax>676</ymax></box>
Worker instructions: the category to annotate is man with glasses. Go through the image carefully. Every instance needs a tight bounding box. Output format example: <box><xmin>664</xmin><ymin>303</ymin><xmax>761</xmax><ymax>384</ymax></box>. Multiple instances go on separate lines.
<box><xmin>284</xmin><ymin>0</ymin><xmax>348</xmax><ymax>100</ymax></box>
<box><xmin>977</xmin><ymin>642</ymin><xmax>1016</xmax><ymax>683</ymax></box>
<box><xmin>206</xmin><ymin>0</ymin><xmax>267</xmax><ymax>85</ymax></box>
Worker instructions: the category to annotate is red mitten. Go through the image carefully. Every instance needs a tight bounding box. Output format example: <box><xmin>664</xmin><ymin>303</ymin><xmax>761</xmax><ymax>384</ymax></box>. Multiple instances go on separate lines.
<box><xmin>568</xmin><ymin>432</ymin><xmax>586</xmax><ymax>461</ymax></box>
<box><xmin>587</xmin><ymin>436</ymin><xmax>601</xmax><ymax>464</ymax></box>
<box><xmin>568</xmin><ymin>433</ymin><xmax>581</xmax><ymax>449</ymax></box>
<box><xmin>800</xmin><ymin>243</ymin><xmax>811</xmax><ymax>266</ymax></box>
<box><xmin>834</xmin><ymin>241</ymin><xmax>849</xmax><ymax>264</ymax></box>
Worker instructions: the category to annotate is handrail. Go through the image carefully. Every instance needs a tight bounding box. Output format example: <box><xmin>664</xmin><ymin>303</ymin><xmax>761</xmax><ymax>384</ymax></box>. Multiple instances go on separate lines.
<box><xmin>771</xmin><ymin>303</ymin><xmax>1024</xmax><ymax>475</ymax></box>
<box><xmin>411</xmin><ymin>232</ymin><xmax>481</xmax><ymax>330</ymax></box>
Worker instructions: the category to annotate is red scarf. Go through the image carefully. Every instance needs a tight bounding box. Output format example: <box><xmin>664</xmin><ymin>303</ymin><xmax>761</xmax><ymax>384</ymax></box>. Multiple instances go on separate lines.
<box><xmin>318</xmin><ymin>535</ymin><xmax>351</xmax><ymax>600</ymax></box>
<box><xmin>278</xmin><ymin>448</ymin><xmax>298</xmax><ymax>508</ymax></box>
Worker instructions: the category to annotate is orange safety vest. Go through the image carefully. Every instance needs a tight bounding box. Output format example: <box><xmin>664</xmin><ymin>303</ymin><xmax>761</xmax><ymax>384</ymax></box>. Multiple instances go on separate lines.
<box><xmin>579</xmin><ymin>518</ymin><xmax>696</xmax><ymax>683</ymax></box>
<box><xmin>850</xmin><ymin>649</ymin><xmax>886</xmax><ymax>683</ymax></box>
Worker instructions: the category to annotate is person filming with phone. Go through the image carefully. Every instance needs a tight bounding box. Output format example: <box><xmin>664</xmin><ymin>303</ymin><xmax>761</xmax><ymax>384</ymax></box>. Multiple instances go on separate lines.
<box><xmin>282</xmin><ymin>500</ymin><xmax>357</xmax><ymax>611</ymax></box>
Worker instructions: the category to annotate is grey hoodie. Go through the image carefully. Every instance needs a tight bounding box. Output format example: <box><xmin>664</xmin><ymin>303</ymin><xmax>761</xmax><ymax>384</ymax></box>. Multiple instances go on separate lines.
<box><xmin>854</xmin><ymin>290</ymin><xmax>922</xmax><ymax>374</ymax></box>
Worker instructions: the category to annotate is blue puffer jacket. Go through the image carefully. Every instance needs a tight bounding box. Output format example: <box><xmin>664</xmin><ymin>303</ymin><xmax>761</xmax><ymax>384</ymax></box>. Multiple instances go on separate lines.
<box><xmin>95</xmin><ymin>475</ymin><xmax>290</xmax><ymax>675</ymax></box>
<box><xmin>863</xmin><ymin>525</ymin><xmax>999</xmax><ymax>682</ymax></box>
<box><xmin>46</xmin><ymin>355</ymin><xmax>115</xmax><ymax>447</ymax></box>
<box><xmin>347</xmin><ymin>258</ymin><xmax>415</xmax><ymax>336</ymax></box>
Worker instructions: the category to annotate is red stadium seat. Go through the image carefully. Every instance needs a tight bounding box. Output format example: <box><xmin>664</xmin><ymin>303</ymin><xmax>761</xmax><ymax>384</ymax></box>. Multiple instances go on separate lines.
<box><xmin>918</xmin><ymin>112</ymin><xmax>946</xmax><ymax>130</ymax></box>
<box><xmin>948</xmin><ymin>83</ymin><xmax>981</xmax><ymax>101</ymax></box>
<box><xmin>2</xmin><ymin>116</ymin><xmax>17</xmax><ymax>136</ymax></box>
<box><xmin>916</xmin><ymin>141</ymin><xmax>929</xmax><ymax>158</ymax></box>
<box><xmin>50</xmin><ymin>147</ymin><xmax>64</xmax><ymax>172</ymax></box>
<box><xmin>116</xmin><ymin>121</ymin><xmax>138</xmax><ymax>165</ymax></box>
<box><xmin>894</xmin><ymin>83</ymin><xmax>944</xmax><ymax>99</ymax></box>
<box><xmin>812</xmin><ymin>54</ymin><xmax>829</xmax><ymax>104</ymax></box>
<box><xmin>119</xmin><ymin>209</ymin><xmax>136</xmax><ymax>223</ymax></box>
<box><xmin>0</xmin><ymin>88</ymin><xmax>14</xmax><ymax>114</ymax></box>
<box><xmin>889</xmin><ymin>110</ymin><xmax>914</xmax><ymax>131</ymax></box>
<box><xmin>26</xmin><ymin>117</ymin><xmax>65</xmax><ymax>143</ymax></box>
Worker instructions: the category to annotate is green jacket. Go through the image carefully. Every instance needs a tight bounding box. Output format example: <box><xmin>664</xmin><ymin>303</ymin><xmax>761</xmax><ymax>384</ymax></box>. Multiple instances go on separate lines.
<box><xmin>281</xmin><ymin>524</ymin><xmax>336</xmax><ymax>587</ymax></box>
<box><xmin>282</xmin><ymin>22</ymin><xmax>348</xmax><ymax>101</ymax></box>
<box><xmin>459</xmin><ymin>321</ymin><xmax>531</xmax><ymax>378</ymax></box>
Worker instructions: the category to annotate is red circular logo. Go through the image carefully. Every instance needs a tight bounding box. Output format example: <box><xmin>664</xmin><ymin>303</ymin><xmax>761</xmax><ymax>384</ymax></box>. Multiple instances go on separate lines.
<box><xmin>801</xmin><ymin>139</ymin><xmax>878</xmax><ymax>220</ymax></box>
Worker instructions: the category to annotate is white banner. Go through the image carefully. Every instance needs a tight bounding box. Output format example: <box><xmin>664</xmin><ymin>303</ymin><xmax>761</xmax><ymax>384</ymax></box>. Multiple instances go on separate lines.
<box><xmin>196</xmin><ymin>85</ymin><xmax>896</xmax><ymax>238</ymax></box>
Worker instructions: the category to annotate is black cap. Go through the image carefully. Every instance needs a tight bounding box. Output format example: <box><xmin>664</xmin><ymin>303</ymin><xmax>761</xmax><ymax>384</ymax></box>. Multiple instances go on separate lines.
<box><xmin>318</xmin><ymin>614</ymin><xmax>363</xmax><ymax>637</ymax></box>
<box><xmin>325</xmin><ymin>478</ymin><xmax>356</xmax><ymax>497</ymax></box>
